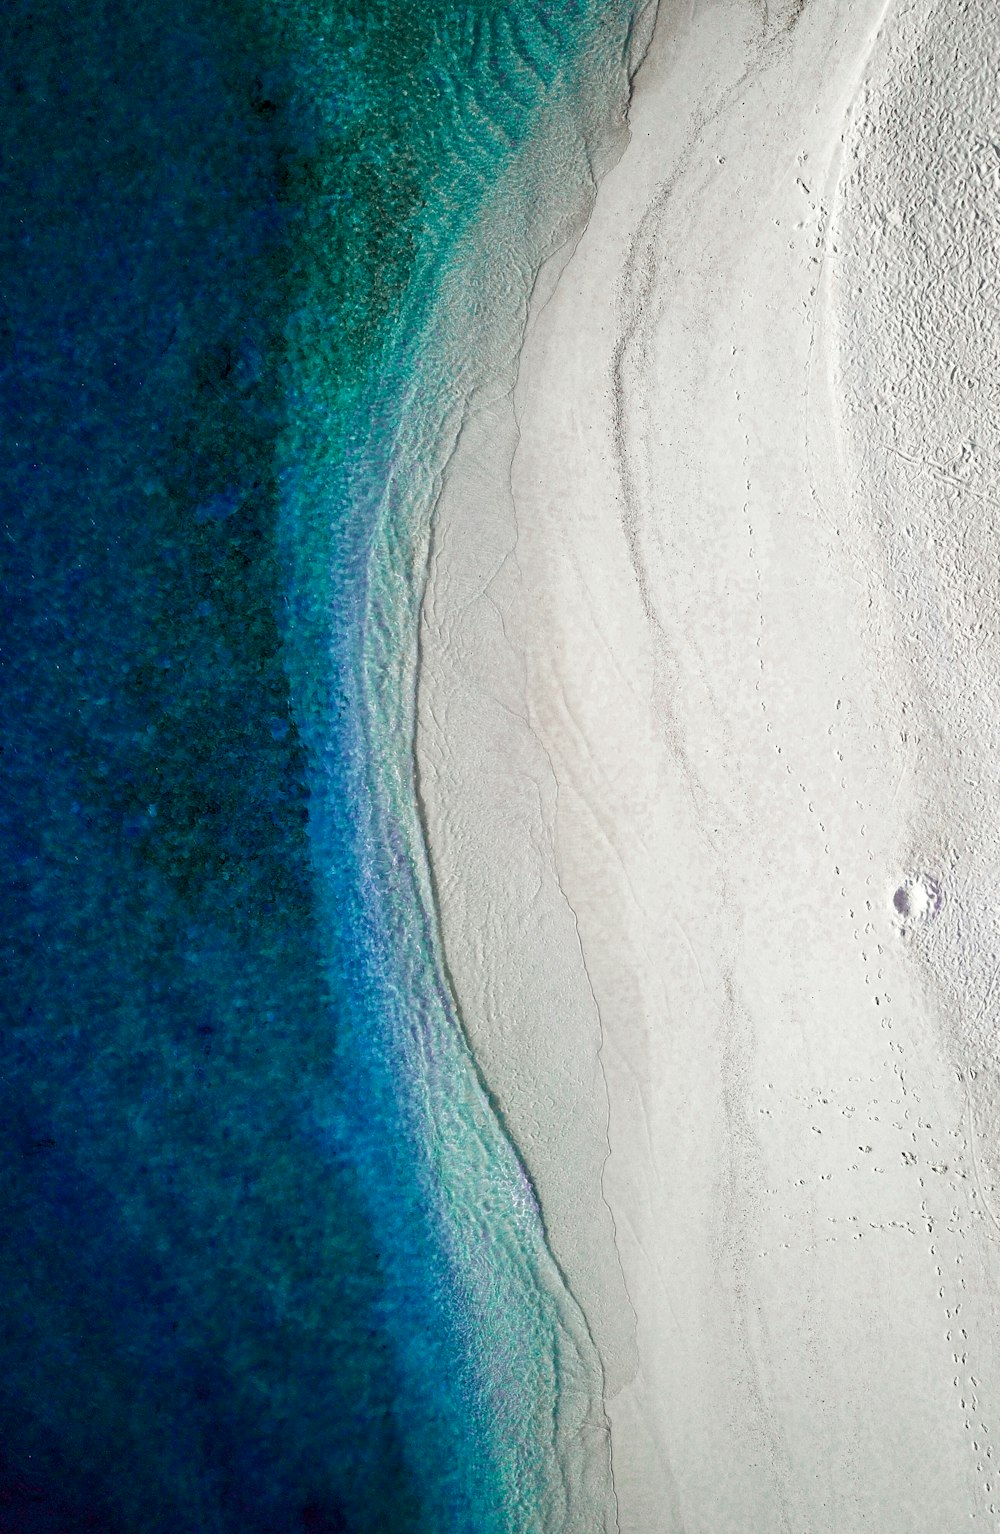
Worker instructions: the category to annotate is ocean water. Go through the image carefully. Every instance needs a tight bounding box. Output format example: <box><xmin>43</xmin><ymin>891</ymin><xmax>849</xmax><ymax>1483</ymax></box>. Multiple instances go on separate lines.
<box><xmin>1</xmin><ymin>2</ymin><xmax>650</xmax><ymax>1530</ymax></box>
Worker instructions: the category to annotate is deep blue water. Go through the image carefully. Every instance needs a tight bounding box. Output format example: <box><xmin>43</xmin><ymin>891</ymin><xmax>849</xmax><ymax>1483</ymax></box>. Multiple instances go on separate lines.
<box><xmin>1</xmin><ymin>2</ymin><xmax>647</xmax><ymax>1529</ymax></box>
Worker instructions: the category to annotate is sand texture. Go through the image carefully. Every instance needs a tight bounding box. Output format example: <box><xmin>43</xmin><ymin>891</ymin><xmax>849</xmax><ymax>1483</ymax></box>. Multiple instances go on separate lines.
<box><xmin>417</xmin><ymin>0</ymin><xmax>1000</xmax><ymax>1526</ymax></box>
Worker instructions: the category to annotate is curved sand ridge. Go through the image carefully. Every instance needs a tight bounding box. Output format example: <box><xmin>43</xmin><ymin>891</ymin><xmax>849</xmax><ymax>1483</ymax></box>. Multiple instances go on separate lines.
<box><xmin>418</xmin><ymin>0</ymin><xmax>1000</xmax><ymax>1528</ymax></box>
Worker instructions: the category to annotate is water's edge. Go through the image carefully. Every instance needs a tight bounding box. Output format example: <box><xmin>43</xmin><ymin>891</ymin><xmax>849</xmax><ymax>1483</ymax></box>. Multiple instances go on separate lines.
<box><xmin>280</xmin><ymin>5</ymin><xmax>659</xmax><ymax>1528</ymax></box>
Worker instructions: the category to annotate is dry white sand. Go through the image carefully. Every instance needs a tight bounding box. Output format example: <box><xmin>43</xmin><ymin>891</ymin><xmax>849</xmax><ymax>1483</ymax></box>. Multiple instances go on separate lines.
<box><xmin>417</xmin><ymin>0</ymin><xmax>1000</xmax><ymax>1527</ymax></box>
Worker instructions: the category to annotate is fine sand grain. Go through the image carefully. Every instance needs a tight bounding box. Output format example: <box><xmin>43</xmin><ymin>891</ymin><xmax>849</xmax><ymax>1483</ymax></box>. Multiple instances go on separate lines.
<box><xmin>417</xmin><ymin>0</ymin><xmax>1000</xmax><ymax>1526</ymax></box>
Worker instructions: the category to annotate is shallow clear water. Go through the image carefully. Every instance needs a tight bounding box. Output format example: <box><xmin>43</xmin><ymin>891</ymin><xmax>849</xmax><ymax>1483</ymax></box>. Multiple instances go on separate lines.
<box><xmin>1</xmin><ymin>1</ymin><xmax>648</xmax><ymax>1528</ymax></box>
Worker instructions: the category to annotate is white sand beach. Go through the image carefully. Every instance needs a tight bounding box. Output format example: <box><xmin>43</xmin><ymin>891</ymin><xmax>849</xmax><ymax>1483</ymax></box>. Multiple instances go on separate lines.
<box><xmin>418</xmin><ymin>0</ymin><xmax>1000</xmax><ymax>1526</ymax></box>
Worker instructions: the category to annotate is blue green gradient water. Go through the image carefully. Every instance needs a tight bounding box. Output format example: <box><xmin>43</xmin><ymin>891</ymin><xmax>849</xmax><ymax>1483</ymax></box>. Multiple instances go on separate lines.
<box><xmin>1</xmin><ymin>2</ymin><xmax>649</xmax><ymax>1528</ymax></box>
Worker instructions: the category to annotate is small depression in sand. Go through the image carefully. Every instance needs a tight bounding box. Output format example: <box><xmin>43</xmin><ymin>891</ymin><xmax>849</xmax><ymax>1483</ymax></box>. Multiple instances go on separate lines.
<box><xmin>891</xmin><ymin>873</ymin><xmax>942</xmax><ymax>929</ymax></box>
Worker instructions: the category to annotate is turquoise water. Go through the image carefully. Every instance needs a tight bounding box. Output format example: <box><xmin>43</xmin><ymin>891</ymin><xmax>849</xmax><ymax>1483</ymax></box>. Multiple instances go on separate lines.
<box><xmin>1</xmin><ymin>1</ymin><xmax>650</xmax><ymax>1528</ymax></box>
